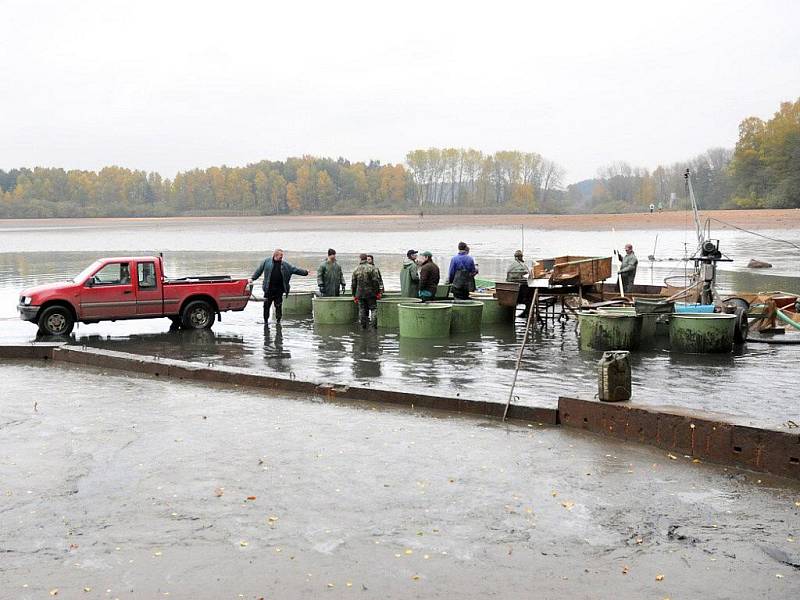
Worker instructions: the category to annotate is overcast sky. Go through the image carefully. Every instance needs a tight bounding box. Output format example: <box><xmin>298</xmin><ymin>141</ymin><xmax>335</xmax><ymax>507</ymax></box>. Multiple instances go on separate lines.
<box><xmin>2</xmin><ymin>0</ymin><xmax>798</xmax><ymax>183</ymax></box>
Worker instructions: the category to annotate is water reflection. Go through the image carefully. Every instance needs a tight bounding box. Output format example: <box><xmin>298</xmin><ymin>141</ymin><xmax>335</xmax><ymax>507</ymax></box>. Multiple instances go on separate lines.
<box><xmin>263</xmin><ymin>323</ymin><xmax>291</xmax><ymax>367</ymax></box>
<box><xmin>2</xmin><ymin>226</ymin><xmax>800</xmax><ymax>426</ymax></box>
<box><xmin>352</xmin><ymin>330</ymin><xmax>382</xmax><ymax>379</ymax></box>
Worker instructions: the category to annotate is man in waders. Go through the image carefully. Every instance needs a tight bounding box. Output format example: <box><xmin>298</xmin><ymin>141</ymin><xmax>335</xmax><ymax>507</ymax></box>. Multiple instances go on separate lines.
<box><xmin>418</xmin><ymin>251</ymin><xmax>440</xmax><ymax>301</ymax></box>
<box><xmin>351</xmin><ymin>253</ymin><xmax>382</xmax><ymax>328</ymax></box>
<box><xmin>317</xmin><ymin>248</ymin><xmax>346</xmax><ymax>296</ymax></box>
<box><xmin>617</xmin><ymin>243</ymin><xmax>638</xmax><ymax>291</ymax></box>
<box><xmin>251</xmin><ymin>249</ymin><xmax>309</xmax><ymax>323</ymax></box>
<box><xmin>447</xmin><ymin>241</ymin><xmax>478</xmax><ymax>300</ymax></box>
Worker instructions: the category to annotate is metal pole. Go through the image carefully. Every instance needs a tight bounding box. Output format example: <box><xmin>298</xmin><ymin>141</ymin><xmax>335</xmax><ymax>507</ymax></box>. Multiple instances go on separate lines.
<box><xmin>503</xmin><ymin>288</ymin><xmax>538</xmax><ymax>422</ymax></box>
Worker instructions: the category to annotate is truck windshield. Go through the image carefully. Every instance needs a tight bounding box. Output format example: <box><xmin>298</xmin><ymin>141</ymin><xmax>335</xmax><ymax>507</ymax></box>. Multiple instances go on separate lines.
<box><xmin>72</xmin><ymin>261</ymin><xmax>102</xmax><ymax>283</ymax></box>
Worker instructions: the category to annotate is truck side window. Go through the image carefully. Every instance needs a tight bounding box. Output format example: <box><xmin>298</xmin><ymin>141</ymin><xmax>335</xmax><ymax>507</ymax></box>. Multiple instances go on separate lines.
<box><xmin>92</xmin><ymin>263</ymin><xmax>131</xmax><ymax>286</ymax></box>
<box><xmin>137</xmin><ymin>262</ymin><xmax>157</xmax><ymax>289</ymax></box>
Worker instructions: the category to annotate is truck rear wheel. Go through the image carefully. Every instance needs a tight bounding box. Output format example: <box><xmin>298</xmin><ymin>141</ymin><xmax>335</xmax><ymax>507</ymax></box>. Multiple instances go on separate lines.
<box><xmin>181</xmin><ymin>300</ymin><xmax>215</xmax><ymax>329</ymax></box>
<box><xmin>38</xmin><ymin>305</ymin><xmax>75</xmax><ymax>336</ymax></box>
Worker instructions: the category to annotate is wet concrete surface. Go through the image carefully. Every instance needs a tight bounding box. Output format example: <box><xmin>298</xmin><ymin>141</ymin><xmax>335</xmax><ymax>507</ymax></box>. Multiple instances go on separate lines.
<box><xmin>2</xmin><ymin>361</ymin><xmax>799</xmax><ymax>599</ymax></box>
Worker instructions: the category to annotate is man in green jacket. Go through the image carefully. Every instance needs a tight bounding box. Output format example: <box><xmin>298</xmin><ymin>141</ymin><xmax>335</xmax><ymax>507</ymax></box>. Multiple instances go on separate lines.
<box><xmin>400</xmin><ymin>249</ymin><xmax>420</xmax><ymax>298</ymax></box>
<box><xmin>506</xmin><ymin>250</ymin><xmax>529</xmax><ymax>282</ymax></box>
<box><xmin>618</xmin><ymin>243</ymin><xmax>638</xmax><ymax>290</ymax></box>
<box><xmin>351</xmin><ymin>253</ymin><xmax>382</xmax><ymax>328</ymax></box>
<box><xmin>317</xmin><ymin>248</ymin><xmax>346</xmax><ymax>296</ymax></box>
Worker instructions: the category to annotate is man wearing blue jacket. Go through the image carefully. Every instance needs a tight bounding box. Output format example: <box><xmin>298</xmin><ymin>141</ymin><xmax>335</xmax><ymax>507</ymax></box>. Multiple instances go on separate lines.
<box><xmin>251</xmin><ymin>249</ymin><xmax>309</xmax><ymax>322</ymax></box>
<box><xmin>447</xmin><ymin>241</ymin><xmax>478</xmax><ymax>300</ymax></box>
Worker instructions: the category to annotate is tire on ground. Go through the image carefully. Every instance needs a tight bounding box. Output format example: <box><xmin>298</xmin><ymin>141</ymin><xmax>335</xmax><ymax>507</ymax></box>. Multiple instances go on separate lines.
<box><xmin>38</xmin><ymin>305</ymin><xmax>75</xmax><ymax>336</ymax></box>
<box><xmin>181</xmin><ymin>300</ymin><xmax>215</xmax><ymax>329</ymax></box>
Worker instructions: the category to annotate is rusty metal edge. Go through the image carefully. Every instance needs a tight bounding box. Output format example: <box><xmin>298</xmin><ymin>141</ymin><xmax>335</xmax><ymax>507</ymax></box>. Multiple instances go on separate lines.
<box><xmin>558</xmin><ymin>396</ymin><xmax>800</xmax><ymax>481</ymax></box>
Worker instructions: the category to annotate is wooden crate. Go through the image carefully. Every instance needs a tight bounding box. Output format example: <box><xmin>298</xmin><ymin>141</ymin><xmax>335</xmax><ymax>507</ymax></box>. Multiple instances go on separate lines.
<box><xmin>536</xmin><ymin>256</ymin><xmax>611</xmax><ymax>285</ymax></box>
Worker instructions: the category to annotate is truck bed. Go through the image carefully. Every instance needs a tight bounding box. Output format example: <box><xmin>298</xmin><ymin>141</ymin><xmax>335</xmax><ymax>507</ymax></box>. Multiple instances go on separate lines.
<box><xmin>164</xmin><ymin>275</ymin><xmax>233</xmax><ymax>284</ymax></box>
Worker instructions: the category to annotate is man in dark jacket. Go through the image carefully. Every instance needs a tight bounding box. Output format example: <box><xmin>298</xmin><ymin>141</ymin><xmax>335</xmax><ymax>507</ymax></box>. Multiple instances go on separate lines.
<box><xmin>418</xmin><ymin>251</ymin><xmax>440</xmax><ymax>301</ymax></box>
<box><xmin>251</xmin><ymin>249</ymin><xmax>309</xmax><ymax>322</ymax></box>
<box><xmin>317</xmin><ymin>248</ymin><xmax>346</xmax><ymax>297</ymax></box>
<box><xmin>351</xmin><ymin>253</ymin><xmax>382</xmax><ymax>328</ymax></box>
<box><xmin>447</xmin><ymin>241</ymin><xmax>478</xmax><ymax>300</ymax></box>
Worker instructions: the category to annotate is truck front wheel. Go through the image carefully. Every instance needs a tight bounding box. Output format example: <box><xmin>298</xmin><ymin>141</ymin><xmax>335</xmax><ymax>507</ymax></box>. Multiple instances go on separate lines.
<box><xmin>38</xmin><ymin>305</ymin><xmax>75</xmax><ymax>336</ymax></box>
<box><xmin>181</xmin><ymin>300</ymin><xmax>215</xmax><ymax>329</ymax></box>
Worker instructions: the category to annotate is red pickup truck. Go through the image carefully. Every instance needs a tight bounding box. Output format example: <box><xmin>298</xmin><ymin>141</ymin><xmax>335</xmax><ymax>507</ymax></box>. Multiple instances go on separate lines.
<box><xmin>18</xmin><ymin>256</ymin><xmax>252</xmax><ymax>336</ymax></box>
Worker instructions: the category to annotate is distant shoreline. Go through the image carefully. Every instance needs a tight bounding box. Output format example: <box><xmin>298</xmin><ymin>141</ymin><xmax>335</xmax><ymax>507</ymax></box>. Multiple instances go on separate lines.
<box><xmin>1</xmin><ymin>209</ymin><xmax>798</xmax><ymax>232</ymax></box>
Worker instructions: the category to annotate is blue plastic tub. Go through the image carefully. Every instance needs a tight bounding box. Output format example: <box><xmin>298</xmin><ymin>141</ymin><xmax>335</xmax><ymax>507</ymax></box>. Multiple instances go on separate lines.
<box><xmin>675</xmin><ymin>303</ymin><xmax>715</xmax><ymax>314</ymax></box>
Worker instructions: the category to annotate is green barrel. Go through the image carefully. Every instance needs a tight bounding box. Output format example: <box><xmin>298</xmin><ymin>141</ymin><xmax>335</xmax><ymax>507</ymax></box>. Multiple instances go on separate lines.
<box><xmin>669</xmin><ymin>313</ymin><xmax>736</xmax><ymax>353</ymax></box>
<box><xmin>599</xmin><ymin>307</ymin><xmax>657</xmax><ymax>345</ymax></box>
<box><xmin>281</xmin><ymin>291</ymin><xmax>314</xmax><ymax>315</ymax></box>
<box><xmin>377</xmin><ymin>297</ymin><xmax>422</xmax><ymax>328</ymax></box>
<box><xmin>312</xmin><ymin>296</ymin><xmax>358</xmax><ymax>325</ymax></box>
<box><xmin>472</xmin><ymin>296</ymin><xmax>515</xmax><ymax>325</ymax></box>
<box><xmin>398</xmin><ymin>303</ymin><xmax>452</xmax><ymax>338</ymax></box>
<box><xmin>579</xmin><ymin>311</ymin><xmax>642</xmax><ymax>351</ymax></box>
<box><xmin>434</xmin><ymin>300</ymin><xmax>484</xmax><ymax>334</ymax></box>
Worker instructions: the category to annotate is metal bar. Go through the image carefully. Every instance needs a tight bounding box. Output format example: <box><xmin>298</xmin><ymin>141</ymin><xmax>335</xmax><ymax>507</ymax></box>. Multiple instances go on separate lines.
<box><xmin>503</xmin><ymin>288</ymin><xmax>538</xmax><ymax>422</ymax></box>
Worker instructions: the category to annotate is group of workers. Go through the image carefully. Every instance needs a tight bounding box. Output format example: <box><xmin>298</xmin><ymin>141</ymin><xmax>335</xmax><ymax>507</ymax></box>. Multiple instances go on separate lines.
<box><xmin>250</xmin><ymin>243</ymin><xmax>481</xmax><ymax>328</ymax></box>
<box><xmin>251</xmin><ymin>242</ymin><xmax>638</xmax><ymax>327</ymax></box>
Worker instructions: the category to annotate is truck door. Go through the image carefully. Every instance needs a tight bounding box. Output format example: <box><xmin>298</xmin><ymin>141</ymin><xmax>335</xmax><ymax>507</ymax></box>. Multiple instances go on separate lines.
<box><xmin>80</xmin><ymin>261</ymin><xmax>137</xmax><ymax>319</ymax></box>
<box><xmin>135</xmin><ymin>260</ymin><xmax>163</xmax><ymax>316</ymax></box>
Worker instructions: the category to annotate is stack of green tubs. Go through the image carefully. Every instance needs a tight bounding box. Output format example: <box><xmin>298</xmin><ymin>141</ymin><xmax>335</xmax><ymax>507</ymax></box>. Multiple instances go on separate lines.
<box><xmin>433</xmin><ymin>300</ymin><xmax>484</xmax><ymax>333</ymax></box>
<box><xmin>377</xmin><ymin>297</ymin><xmax>421</xmax><ymax>328</ymax></box>
<box><xmin>579</xmin><ymin>311</ymin><xmax>642</xmax><ymax>351</ymax></box>
<box><xmin>281</xmin><ymin>291</ymin><xmax>314</xmax><ymax>316</ymax></box>
<box><xmin>312</xmin><ymin>296</ymin><xmax>358</xmax><ymax>325</ymax></box>
<box><xmin>398</xmin><ymin>303</ymin><xmax>452</xmax><ymax>338</ymax></box>
<box><xmin>472</xmin><ymin>294</ymin><xmax>515</xmax><ymax>325</ymax></box>
<box><xmin>669</xmin><ymin>313</ymin><xmax>736</xmax><ymax>353</ymax></box>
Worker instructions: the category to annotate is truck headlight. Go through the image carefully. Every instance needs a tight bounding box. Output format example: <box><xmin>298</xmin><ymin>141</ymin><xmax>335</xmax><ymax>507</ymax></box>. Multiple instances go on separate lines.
<box><xmin>22</xmin><ymin>296</ymin><xmax>32</xmax><ymax>305</ymax></box>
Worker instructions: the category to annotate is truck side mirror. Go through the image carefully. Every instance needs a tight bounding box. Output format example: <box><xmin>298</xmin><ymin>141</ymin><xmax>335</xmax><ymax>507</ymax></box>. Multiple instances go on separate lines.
<box><xmin>85</xmin><ymin>278</ymin><xmax>94</xmax><ymax>287</ymax></box>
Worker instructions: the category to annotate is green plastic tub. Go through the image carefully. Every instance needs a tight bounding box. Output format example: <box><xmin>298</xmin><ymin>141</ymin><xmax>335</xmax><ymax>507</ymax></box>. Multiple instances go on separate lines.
<box><xmin>377</xmin><ymin>297</ymin><xmax>422</xmax><ymax>328</ymax></box>
<box><xmin>312</xmin><ymin>296</ymin><xmax>358</xmax><ymax>325</ymax></box>
<box><xmin>579</xmin><ymin>311</ymin><xmax>642</xmax><ymax>351</ymax></box>
<box><xmin>598</xmin><ymin>307</ymin><xmax>657</xmax><ymax>345</ymax></box>
<box><xmin>472</xmin><ymin>296</ymin><xmax>515</xmax><ymax>325</ymax></box>
<box><xmin>281</xmin><ymin>291</ymin><xmax>314</xmax><ymax>315</ymax></box>
<box><xmin>398</xmin><ymin>303</ymin><xmax>452</xmax><ymax>338</ymax></box>
<box><xmin>434</xmin><ymin>300</ymin><xmax>484</xmax><ymax>334</ymax></box>
<box><xmin>669</xmin><ymin>313</ymin><xmax>736</xmax><ymax>353</ymax></box>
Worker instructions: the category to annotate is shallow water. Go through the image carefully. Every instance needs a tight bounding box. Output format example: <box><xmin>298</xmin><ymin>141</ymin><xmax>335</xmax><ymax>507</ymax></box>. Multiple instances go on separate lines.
<box><xmin>1</xmin><ymin>219</ymin><xmax>798</xmax><ymax>427</ymax></box>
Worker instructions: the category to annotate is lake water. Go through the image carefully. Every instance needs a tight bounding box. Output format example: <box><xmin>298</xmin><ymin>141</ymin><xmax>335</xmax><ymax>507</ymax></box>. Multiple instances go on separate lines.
<box><xmin>1</xmin><ymin>217</ymin><xmax>798</xmax><ymax>427</ymax></box>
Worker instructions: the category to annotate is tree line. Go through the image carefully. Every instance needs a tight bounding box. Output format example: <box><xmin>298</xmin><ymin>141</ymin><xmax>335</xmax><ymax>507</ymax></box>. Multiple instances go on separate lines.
<box><xmin>1</xmin><ymin>98</ymin><xmax>797</xmax><ymax>217</ymax></box>
<box><xmin>567</xmin><ymin>97</ymin><xmax>800</xmax><ymax>213</ymax></box>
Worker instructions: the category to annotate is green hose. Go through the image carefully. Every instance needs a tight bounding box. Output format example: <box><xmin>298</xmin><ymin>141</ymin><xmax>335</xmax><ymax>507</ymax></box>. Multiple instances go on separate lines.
<box><xmin>776</xmin><ymin>309</ymin><xmax>800</xmax><ymax>331</ymax></box>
